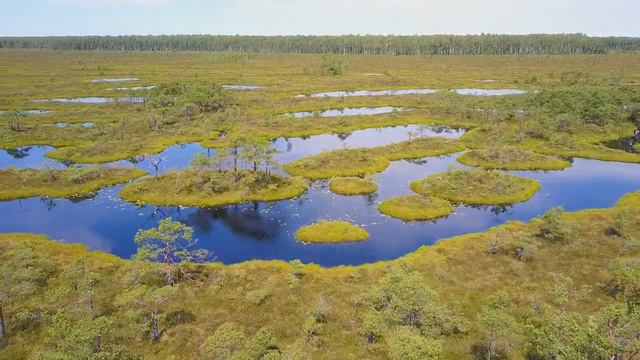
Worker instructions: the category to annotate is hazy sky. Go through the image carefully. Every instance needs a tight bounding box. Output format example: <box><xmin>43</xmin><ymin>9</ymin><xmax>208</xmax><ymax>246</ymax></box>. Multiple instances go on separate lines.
<box><xmin>1</xmin><ymin>0</ymin><xmax>638</xmax><ymax>37</ymax></box>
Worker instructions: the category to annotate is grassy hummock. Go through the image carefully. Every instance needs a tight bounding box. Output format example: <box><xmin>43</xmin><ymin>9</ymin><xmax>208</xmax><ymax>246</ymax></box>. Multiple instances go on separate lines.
<box><xmin>283</xmin><ymin>137</ymin><xmax>463</xmax><ymax>180</ymax></box>
<box><xmin>120</xmin><ymin>169</ymin><xmax>308</xmax><ymax>207</ymax></box>
<box><xmin>378</xmin><ymin>195</ymin><xmax>454</xmax><ymax>221</ymax></box>
<box><xmin>0</xmin><ymin>167</ymin><xmax>147</xmax><ymax>200</ymax></box>
<box><xmin>411</xmin><ymin>169</ymin><xmax>541</xmax><ymax>205</ymax></box>
<box><xmin>282</xmin><ymin>148</ymin><xmax>390</xmax><ymax>180</ymax></box>
<box><xmin>295</xmin><ymin>221</ymin><xmax>369</xmax><ymax>243</ymax></box>
<box><xmin>457</xmin><ymin>148</ymin><xmax>571</xmax><ymax>170</ymax></box>
<box><xmin>329</xmin><ymin>177</ymin><xmax>377</xmax><ymax>195</ymax></box>
<box><xmin>533</xmin><ymin>143</ymin><xmax>640</xmax><ymax>164</ymax></box>
<box><xmin>372</xmin><ymin>137</ymin><xmax>465</xmax><ymax>161</ymax></box>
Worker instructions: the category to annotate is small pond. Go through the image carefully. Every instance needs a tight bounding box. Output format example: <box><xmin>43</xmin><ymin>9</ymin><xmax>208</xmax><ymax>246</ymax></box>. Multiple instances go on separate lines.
<box><xmin>1</xmin><ymin>124</ymin><xmax>639</xmax><ymax>266</ymax></box>
<box><xmin>109</xmin><ymin>86</ymin><xmax>157</xmax><ymax>91</ymax></box>
<box><xmin>55</xmin><ymin>122</ymin><xmax>96</xmax><ymax>129</ymax></box>
<box><xmin>92</xmin><ymin>78</ymin><xmax>140</xmax><ymax>84</ymax></box>
<box><xmin>35</xmin><ymin>97</ymin><xmax>145</xmax><ymax>104</ymax></box>
<box><xmin>456</xmin><ymin>89</ymin><xmax>528</xmax><ymax>96</ymax></box>
<box><xmin>223</xmin><ymin>85</ymin><xmax>263</xmax><ymax>90</ymax></box>
<box><xmin>307</xmin><ymin>89</ymin><xmax>437</xmax><ymax>98</ymax></box>
<box><xmin>0</xmin><ymin>110</ymin><xmax>52</xmax><ymax>115</ymax></box>
<box><xmin>288</xmin><ymin>107</ymin><xmax>406</xmax><ymax>118</ymax></box>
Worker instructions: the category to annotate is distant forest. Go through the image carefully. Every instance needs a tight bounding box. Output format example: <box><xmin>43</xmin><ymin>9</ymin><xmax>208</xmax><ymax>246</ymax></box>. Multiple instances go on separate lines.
<box><xmin>1</xmin><ymin>34</ymin><xmax>639</xmax><ymax>55</ymax></box>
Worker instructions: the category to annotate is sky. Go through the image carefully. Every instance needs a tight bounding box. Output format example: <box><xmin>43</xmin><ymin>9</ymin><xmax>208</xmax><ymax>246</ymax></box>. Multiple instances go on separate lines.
<box><xmin>0</xmin><ymin>0</ymin><xmax>638</xmax><ymax>37</ymax></box>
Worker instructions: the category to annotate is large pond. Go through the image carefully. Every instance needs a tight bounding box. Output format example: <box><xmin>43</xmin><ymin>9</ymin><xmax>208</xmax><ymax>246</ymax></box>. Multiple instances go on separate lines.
<box><xmin>1</xmin><ymin>124</ymin><xmax>639</xmax><ymax>266</ymax></box>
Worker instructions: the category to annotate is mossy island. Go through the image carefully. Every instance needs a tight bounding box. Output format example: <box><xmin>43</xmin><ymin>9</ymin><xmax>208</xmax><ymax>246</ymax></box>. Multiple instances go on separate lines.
<box><xmin>283</xmin><ymin>137</ymin><xmax>463</xmax><ymax>180</ymax></box>
<box><xmin>329</xmin><ymin>177</ymin><xmax>377</xmax><ymax>195</ymax></box>
<box><xmin>411</xmin><ymin>169</ymin><xmax>541</xmax><ymax>205</ymax></box>
<box><xmin>457</xmin><ymin>148</ymin><xmax>571</xmax><ymax>170</ymax></box>
<box><xmin>120</xmin><ymin>141</ymin><xmax>311</xmax><ymax>206</ymax></box>
<box><xmin>120</xmin><ymin>169</ymin><xmax>308</xmax><ymax>207</ymax></box>
<box><xmin>295</xmin><ymin>221</ymin><xmax>369</xmax><ymax>243</ymax></box>
<box><xmin>0</xmin><ymin>167</ymin><xmax>146</xmax><ymax>200</ymax></box>
<box><xmin>378</xmin><ymin>195</ymin><xmax>454</xmax><ymax>221</ymax></box>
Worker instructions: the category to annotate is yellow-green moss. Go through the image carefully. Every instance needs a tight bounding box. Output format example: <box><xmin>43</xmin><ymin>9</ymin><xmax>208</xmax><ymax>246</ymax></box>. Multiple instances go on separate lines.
<box><xmin>617</xmin><ymin>191</ymin><xmax>640</xmax><ymax>208</ymax></box>
<box><xmin>0</xmin><ymin>167</ymin><xmax>146</xmax><ymax>200</ymax></box>
<box><xmin>411</xmin><ymin>169</ymin><xmax>541</xmax><ymax>205</ymax></box>
<box><xmin>378</xmin><ymin>195</ymin><xmax>454</xmax><ymax>221</ymax></box>
<box><xmin>294</xmin><ymin>221</ymin><xmax>369</xmax><ymax>243</ymax></box>
<box><xmin>283</xmin><ymin>138</ymin><xmax>463</xmax><ymax>180</ymax></box>
<box><xmin>120</xmin><ymin>169</ymin><xmax>308</xmax><ymax>207</ymax></box>
<box><xmin>282</xmin><ymin>149</ymin><xmax>390</xmax><ymax>180</ymax></box>
<box><xmin>534</xmin><ymin>143</ymin><xmax>640</xmax><ymax>164</ymax></box>
<box><xmin>457</xmin><ymin>149</ymin><xmax>571</xmax><ymax>170</ymax></box>
<box><xmin>371</xmin><ymin>137</ymin><xmax>465</xmax><ymax>161</ymax></box>
<box><xmin>329</xmin><ymin>177</ymin><xmax>377</xmax><ymax>195</ymax></box>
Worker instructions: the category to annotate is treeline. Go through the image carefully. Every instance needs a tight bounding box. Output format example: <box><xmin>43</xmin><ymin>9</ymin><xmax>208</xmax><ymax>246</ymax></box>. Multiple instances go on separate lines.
<box><xmin>1</xmin><ymin>34</ymin><xmax>640</xmax><ymax>55</ymax></box>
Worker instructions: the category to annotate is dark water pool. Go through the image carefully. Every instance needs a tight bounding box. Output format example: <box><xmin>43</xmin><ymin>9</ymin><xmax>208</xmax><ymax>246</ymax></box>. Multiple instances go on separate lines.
<box><xmin>1</xmin><ymin>124</ymin><xmax>639</xmax><ymax>266</ymax></box>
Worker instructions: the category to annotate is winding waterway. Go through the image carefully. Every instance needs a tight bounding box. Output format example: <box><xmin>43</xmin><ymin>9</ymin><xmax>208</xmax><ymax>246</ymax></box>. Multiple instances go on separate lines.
<box><xmin>2</xmin><ymin>124</ymin><xmax>639</xmax><ymax>266</ymax></box>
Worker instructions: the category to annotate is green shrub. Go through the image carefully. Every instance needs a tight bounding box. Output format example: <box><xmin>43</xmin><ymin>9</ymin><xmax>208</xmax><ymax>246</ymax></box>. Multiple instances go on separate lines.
<box><xmin>536</xmin><ymin>207</ymin><xmax>573</xmax><ymax>243</ymax></box>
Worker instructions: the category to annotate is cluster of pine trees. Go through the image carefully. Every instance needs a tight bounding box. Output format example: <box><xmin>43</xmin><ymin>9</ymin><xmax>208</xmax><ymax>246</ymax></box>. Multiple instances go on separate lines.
<box><xmin>1</xmin><ymin>34</ymin><xmax>639</xmax><ymax>55</ymax></box>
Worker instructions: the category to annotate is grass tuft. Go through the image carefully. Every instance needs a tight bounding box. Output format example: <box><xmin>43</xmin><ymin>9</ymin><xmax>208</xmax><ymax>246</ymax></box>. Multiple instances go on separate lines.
<box><xmin>329</xmin><ymin>177</ymin><xmax>377</xmax><ymax>195</ymax></box>
<box><xmin>295</xmin><ymin>221</ymin><xmax>369</xmax><ymax>243</ymax></box>
<box><xmin>411</xmin><ymin>168</ymin><xmax>541</xmax><ymax>205</ymax></box>
<box><xmin>378</xmin><ymin>195</ymin><xmax>454</xmax><ymax>221</ymax></box>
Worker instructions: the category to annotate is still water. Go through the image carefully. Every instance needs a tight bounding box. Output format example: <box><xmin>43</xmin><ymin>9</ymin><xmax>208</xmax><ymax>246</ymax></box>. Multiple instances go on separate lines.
<box><xmin>1</xmin><ymin>124</ymin><xmax>638</xmax><ymax>266</ymax></box>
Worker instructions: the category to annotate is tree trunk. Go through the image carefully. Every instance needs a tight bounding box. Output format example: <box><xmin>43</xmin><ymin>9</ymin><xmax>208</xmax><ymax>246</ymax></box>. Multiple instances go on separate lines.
<box><xmin>0</xmin><ymin>305</ymin><xmax>6</xmax><ymax>339</ymax></box>
<box><xmin>150</xmin><ymin>311</ymin><xmax>160</xmax><ymax>342</ymax></box>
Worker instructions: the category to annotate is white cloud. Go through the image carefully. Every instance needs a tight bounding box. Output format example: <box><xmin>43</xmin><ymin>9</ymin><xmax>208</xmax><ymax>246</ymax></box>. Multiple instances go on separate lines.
<box><xmin>48</xmin><ymin>0</ymin><xmax>168</xmax><ymax>6</ymax></box>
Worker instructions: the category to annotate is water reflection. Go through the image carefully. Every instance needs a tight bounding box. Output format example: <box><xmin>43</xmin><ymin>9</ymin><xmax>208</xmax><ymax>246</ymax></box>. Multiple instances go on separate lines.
<box><xmin>35</xmin><ymin>97</ymin><xmax>145</xmax><ymax>104</ymax></box>
<box><xmin>1</xmin><ymin>123</ymin><xmax>638</xmax><ymax>266</ymax></box>
<box><xmin>308</xmin><ymin>89</ymin><xmax>437</xmax><ymax>98</ymax></box>
<box><xmin>109</xmin><ymin>86</ymin><xmax>156</xmax><ymax>91</ymax></box>
<box><xmin>287</xmin><ymin>107</ymin><xmax>406</xmax><ymax>118</ymax></box>
<box><xmin>455</xmin><ymin>89</ymin><xmax>528</xmax><ymax>96</ymax></box>
<box><xmin>223</xmin><ymin>85</ymin><xmax>263</xmax><ymax>90</ymax></box>
<box><xmin>92</xmin><ymin>78</ymin><xmax>140</xmax><ymax>84</ymax></box>
<box><xmin>0</xmin><ymin>156</ymin><xmax>637</xmax><ymax>266</ymax></box>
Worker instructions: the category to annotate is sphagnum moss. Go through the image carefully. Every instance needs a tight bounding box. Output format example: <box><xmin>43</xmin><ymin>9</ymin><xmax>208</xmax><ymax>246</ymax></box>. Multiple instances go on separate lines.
<box><xmin>378</xmin><ymin>195</ymin><xmax>454</xmax><ymax>221</ymax></box>
<box><xmin>411</xmin><ymin>169</ymin><xmax>541</xmax><ymax>205</ymax></box>
<box><xmin>0</xmin><ymin>167</ymin><xmax>147</xmax><ymax>200</ymax></box>
<box><xmin>294</xmin><ymin>221</ymin><xmax>369</xmax><ymax>243</ymax></box>
<box><xmin>329</xmin><ymin>177</ymin><xmax>377</xmax><ymax>195</ymax></box>
<box><xmin>120</xmin><ymin>169</ymin><xmax>308</xmax><ymax>207</ymax></box>
<box><xmin>457</xmin><ymin>148</ymin><xmax>571</xmax><ymax>170</ymax></box>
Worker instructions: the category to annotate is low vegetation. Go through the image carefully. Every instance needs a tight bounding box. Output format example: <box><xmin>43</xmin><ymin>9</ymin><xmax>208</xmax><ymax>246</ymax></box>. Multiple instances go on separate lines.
<box><xmin>0</xmin><ymin>192</ymin><xmax>638</xmax><ymax>359</ymax></box>
<box><xmin>283</xmin><ymin>138</ymin><xmax>463</xmax><ymax>179</ymax></box>
<box><xmin>0</xmin><ymin>167</ymin><xmax>146</xmax><ymax>200</ymax></box>
<box><xmin>328</xmin><ymin>177</ymin><xmax>377</xmax><ymax>195</ymax></box>
<box><xmin>283</xmin><ymin>149</ymin><xmax>390</xmax><ymax>180</ymax></box>
<box><xmin>121</xmin><ymin>141</ymin><xmax>308</xmax><ymax>206</ymax></box>
<box><xmin>378</xmin><ymin>195</ymin><xmax>454</xmax><ymax>221</ymax></box>
<box><xmin>457</xmin><ymin>148</ymin><xmax>571</xmax><ymax>170</ymax></box>
<box><xmin>120</xmin><ymin>169</ymin><xmax>308</xmax><ymax>207</ymax></box>
<box><xmin>411</xmin><ymin>169</ymin><xmax>541</xmax><ymax>205</ymax></box>
<box><xmin>294</xmin><ymin>221</ymin><xmax>369</xmax><ymax>243</ymax></box>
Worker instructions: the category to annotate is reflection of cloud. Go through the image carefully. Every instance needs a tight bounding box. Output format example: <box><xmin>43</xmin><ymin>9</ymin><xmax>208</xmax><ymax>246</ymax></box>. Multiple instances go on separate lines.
<box><xmin>49</xmin><ymin>0</ymin><xmax>168</xmax><ymax>6</ymax></box>
<box><xmin>59</xmin><ymin>227</ymin><xmax>115</xmax><ymax>253</ymax></box>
